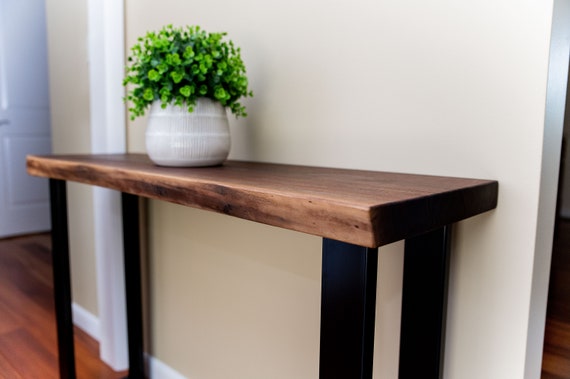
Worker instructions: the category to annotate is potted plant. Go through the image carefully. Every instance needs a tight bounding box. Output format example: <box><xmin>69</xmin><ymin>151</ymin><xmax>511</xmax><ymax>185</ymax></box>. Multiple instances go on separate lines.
<box><xmin>123</xmin><ymin>24</ymin><xmax>253</xmax><ymax>167</ymax></box>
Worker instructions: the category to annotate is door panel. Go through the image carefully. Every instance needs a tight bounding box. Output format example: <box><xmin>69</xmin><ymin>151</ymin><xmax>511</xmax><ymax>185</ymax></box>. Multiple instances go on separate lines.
<box><xmin>1</xmin><ymin>0</ymin><xmax>50</xmax><ymax>109</ymax></box>
<box><xmin>0</xmin><ymin>0</ymin><xmax>51</xmax><ymax>237</ymax></box>
<box><xmin>4</xmin><ymin>136</ymin><xmax>50</xmax><ymax>205</ymax></box>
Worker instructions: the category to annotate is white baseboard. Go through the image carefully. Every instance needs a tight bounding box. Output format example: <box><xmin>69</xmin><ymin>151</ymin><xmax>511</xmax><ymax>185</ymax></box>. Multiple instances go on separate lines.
<box><xmin>71</xmin><ymin>303</ymin><xmax>188</xmax><ymax>379</ymax></box>
<box><xmin>146</xmin><ymin>354</ymin><xmax>188</xmax><ymax>379</ymax></box>
<box><xmin>71</xmin><ymin>304</ymin><xmax>186</xmax><ymax>378</ymax></box>
<box><xmin>72</xmin><ymin>302</ymin><xmax>101</xmax><ymax>342</ymax></box>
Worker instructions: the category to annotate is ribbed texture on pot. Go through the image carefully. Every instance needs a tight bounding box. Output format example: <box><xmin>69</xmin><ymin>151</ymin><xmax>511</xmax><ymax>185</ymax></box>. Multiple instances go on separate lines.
<box><xmin>145</xmin><ymin>98</ymin><xmax>231</xmax><ymax>167</ymax></box>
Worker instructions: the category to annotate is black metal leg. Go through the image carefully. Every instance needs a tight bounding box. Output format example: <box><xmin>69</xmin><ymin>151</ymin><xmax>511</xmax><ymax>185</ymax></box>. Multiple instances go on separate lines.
<box><xmin>49</xmin><ymin>179</ymin><xmax>76</xmax><ymax>379</ymax></box>
<box><xmin>399</xmin><ymin>225</ymin><xmax>452</xmax><ymax>379</ymax></box>
<box><xmin>319</xmin><ymin>238</ymin><xmax>378</xmax><ymax>379</ymax></box>
<box><xmin>121</xmin><ymin>193</ymin><xmax>145</xmax><ymax>379</ymax></box>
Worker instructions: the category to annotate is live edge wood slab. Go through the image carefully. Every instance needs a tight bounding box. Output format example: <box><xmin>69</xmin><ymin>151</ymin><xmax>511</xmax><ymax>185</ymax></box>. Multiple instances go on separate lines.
<box><xmin>27</xmin><ymin>153</ymin><xmax>498</xmax><ymax>248</ymax></box>
<box><xmin>26</xmin><ymin>153</ymin><xmax>499</xmax><ymax>379</ymax></box>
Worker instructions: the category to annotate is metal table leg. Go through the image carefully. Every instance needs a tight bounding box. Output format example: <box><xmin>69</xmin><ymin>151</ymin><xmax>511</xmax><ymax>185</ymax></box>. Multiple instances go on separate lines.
<box><xmin>399</xmin><ymin>226</ymin><xmax>452</xmax><ymax>379</ymax></box>
<box><xmin>319</xmin><ymin>226</ymin><xmax>452</xmax><ymax>379</ymax></box>
<box><xmin>49</xmin><ymin>179</ymin><xmax>76</xmax><ymax>379</ymax></box>
<box><xmin>319</xmin><ymin>238</ymin><xmax>379</xmax><ymax>378</ymax></box>
<box><xmin>121</xmin><ymin>193</ymin><xmax>145</xmax><ymax>379</ymax></box>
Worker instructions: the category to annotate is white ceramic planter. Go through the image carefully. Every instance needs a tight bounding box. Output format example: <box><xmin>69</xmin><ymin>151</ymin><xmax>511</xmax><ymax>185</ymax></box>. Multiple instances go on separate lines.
<box><xmin>145</xmin><ymin>98</ymin><xmax>231</xmax><ymax>167</ymax></box>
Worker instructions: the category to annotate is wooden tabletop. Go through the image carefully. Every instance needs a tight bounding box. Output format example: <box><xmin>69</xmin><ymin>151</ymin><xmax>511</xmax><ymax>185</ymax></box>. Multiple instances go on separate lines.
<box><xmin>27</xmin><ymin>154</ymin><xmax>498</xmax><ymax>248</ymax></box>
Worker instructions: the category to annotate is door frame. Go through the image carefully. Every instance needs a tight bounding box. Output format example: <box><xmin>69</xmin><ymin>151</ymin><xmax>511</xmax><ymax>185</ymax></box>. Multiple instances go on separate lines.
<box><xmin>87</xmin><ymin>0</ymin><xmax>128</xmax><ymax>370</ymax></box>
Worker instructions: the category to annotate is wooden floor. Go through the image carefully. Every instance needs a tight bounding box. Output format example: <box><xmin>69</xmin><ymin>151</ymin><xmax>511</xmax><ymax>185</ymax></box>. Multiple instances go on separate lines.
<box><xmin>1</xmin><ymin>224</ymin><xmax>570</xmax><ymax>378</ymax></box>
<box><xmin>0</xmin><ymin>233</ymin><xmax>126</xmax><ymax>379</ymax></box>
<box><xmin>543</xmin><ymin>218</ymin><xmax>570</xmax><ymax>379</ymax></box>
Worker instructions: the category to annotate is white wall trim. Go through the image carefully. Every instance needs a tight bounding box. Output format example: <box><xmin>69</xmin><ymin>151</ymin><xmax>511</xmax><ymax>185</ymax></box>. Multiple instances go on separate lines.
<box><xmin>146</xmin><ymin>354</ymin><xmax>188</xmax><ymax>379</ymax></box>
<box><xmin>524</xmin><ymin>1</ymin><xmax>570</xmax><ymax>378</ymax></box>
<box><xmin>87</xmin><ymin>0</ymin><xmax>128</xmax><ymax>371</ymax></box>
<box><xmin>72</xmin><ymin>302</ymin><xmax>101</xmax><ymax>342</ymax></box>
<box><xmin>71</xmin><ymin>303</ymin><xmax>188</xmax><ymax>379</ymax></box>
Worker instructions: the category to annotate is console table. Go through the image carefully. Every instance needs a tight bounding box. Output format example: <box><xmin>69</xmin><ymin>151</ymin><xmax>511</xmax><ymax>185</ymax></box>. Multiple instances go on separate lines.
<box><xmin>26</xmin><ymin>153</ymin><xmax>498</xmax><ymax>379</ymax></box>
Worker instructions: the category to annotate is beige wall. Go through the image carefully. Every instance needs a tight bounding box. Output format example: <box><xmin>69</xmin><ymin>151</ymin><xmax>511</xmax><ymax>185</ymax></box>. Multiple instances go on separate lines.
<box><xmin>45</xmin><ymin>0</ymin><xmax>98</xmax><ymax>316</ymax></box>
<box><xmin>124</xmin><ymin>1</ymin><xmax>566</xmax><ymax>379</ymax></box>
<box><xmin>43</xmin><ymin>0</ymin><xmax>568</xmax><ymax>377</ymax></box>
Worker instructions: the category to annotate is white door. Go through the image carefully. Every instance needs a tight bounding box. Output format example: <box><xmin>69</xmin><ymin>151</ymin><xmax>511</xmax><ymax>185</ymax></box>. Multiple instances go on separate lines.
<box><xmin>0</xmin><ymin>0</ymin><xmax>51</xmax><ymax>238</ymax></box>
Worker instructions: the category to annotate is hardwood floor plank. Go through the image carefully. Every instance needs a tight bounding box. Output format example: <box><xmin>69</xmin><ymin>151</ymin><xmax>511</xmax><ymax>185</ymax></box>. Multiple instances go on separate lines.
<box><xmin>0</xmin><ymin>269</ymin><xmax>59</xmax><ymax>356</ymax></box>
<box><xmin>0</xmin><ymin>328</ymin><xmax>59</xmax><ymax>379</ymax></box>
<box><xmin>0</xmin><ymin>238</ymin><xmax>54</xmax><ymax>313</ymax></box>
<box><xmin>0</xmin><ymin>300</ymin><xmax>22</xmax><ymax>335</ymax></box>
<box><xmin>0</xmin><ymin>348</ymin><xmax>24</xmax><ymax>379</ymax></box>
<box><xmin>0</xmin><ymin>233</ymin><xmax>127</xmax><ymax>379</ymax></box>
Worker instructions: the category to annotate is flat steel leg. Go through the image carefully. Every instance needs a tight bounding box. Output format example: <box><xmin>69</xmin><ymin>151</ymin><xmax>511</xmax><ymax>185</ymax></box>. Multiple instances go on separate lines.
<box><xmin>399</xmin><ymin>225</ymin><xmax>452</xmax><ymax>379</ymax></box>
<box><xmin>121</xmin><ymin>193</ymin><xmax>145</xmax><ymax>379</ymax></box>
<box><xmin>49</xmin><ymin>179</ymin><xmax>76</xmax><ymax>379</ymax></box>
<box><xmin>319</xmin><ymin>238</ymin><xmax>378</xmax><ymax>379</ymax></box>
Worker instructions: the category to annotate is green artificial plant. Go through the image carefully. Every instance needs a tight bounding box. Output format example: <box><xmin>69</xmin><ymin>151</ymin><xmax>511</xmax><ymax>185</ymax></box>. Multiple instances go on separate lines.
<box><xmin>123</xmin><ymin>25</ymin><xmax>253</xmax><ymax>120</ymax></box>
